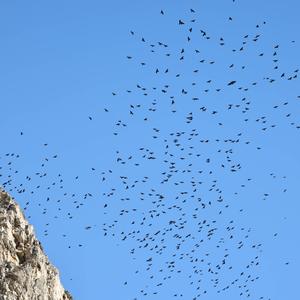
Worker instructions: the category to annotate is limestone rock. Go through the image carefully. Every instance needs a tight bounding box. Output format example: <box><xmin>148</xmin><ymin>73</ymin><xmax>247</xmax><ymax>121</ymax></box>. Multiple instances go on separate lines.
<box><xmin>0</xmin><ymin>189</ymin><xmax>72</xmax><ymax>300</ymax></box>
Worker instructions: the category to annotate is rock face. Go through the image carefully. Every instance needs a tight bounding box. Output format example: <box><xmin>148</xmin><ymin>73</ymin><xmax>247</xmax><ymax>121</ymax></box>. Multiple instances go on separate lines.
<box><xmin>0</xmin><ymin>189</ymin><xmax>72</xmax><ymax>300</ymax></box>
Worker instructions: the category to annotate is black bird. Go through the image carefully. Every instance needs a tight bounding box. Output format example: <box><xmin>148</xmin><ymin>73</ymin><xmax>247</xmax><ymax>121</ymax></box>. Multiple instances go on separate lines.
<box><xmin>227</xmin><ymin>80</ymin><xmax>236</xmax><ymax>86</ymax></box>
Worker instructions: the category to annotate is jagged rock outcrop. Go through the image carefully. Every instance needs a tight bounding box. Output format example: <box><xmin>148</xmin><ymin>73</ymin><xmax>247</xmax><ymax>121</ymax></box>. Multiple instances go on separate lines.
<box><xmin>0</xmin><ymin>189</ymin><xmax>72</xmax><ymax>300</ymax></box>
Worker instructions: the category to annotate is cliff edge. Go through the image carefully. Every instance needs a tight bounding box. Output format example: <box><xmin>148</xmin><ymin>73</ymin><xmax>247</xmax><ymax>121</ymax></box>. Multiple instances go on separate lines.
<box><xmin>0</xmin><ymin>189</ymin><xmax>72</xmax><ymax>300</ymax></box>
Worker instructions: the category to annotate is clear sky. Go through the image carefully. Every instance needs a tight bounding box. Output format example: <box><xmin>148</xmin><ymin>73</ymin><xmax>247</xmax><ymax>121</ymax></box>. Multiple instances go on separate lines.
<box><xmin>0</xmin><ymin>1</ymin><xmax>300</xmax><ymax>299</ymax></box>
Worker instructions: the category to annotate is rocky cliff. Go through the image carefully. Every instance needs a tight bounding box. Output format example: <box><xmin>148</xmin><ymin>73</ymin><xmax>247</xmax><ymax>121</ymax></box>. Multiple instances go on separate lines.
<box><xmin>0</xmin><ymin>189</ymin><xmax>72</xmax><ymax>300</ymax></box>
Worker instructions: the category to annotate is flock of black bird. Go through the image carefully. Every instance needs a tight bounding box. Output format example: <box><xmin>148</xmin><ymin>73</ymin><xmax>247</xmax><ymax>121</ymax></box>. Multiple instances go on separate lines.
<box><xmin>1</xmin><ymin>3</ymin><xmax>299</xmax><ymax>300</ymax></box>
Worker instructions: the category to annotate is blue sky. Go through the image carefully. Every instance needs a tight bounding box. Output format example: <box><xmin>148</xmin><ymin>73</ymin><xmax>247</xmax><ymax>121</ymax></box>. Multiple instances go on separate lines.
<box><xmin>0</xmin><ymin>1</ymin><xmax>300</xmax><ymax>299</ymax></box>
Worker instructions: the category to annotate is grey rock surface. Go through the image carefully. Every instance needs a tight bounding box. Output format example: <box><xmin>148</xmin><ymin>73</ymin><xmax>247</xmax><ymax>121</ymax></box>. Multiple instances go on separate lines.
<box><xmin>0</xmin><ymin>189</ymin><xmax>72</xmax><ymax>300</ymax></box>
